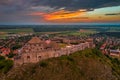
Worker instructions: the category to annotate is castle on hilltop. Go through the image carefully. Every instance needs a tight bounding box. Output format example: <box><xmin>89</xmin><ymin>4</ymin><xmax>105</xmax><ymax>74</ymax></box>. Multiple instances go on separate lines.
<box><xmin>14</xmin><ymin>37</ymin><xmax>95</xmax><ymax>65</ymax></box>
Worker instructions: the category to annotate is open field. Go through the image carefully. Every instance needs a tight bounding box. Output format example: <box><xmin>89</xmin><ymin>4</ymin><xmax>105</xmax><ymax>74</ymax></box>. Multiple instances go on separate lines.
<box><xmin>0</xmin><ymin>25</ymin><xmax>120</xmax><ymax>33</ymax></box>
<box><xmin>0</xmin><ymin>35</ymin><xmax>7</xmax><ymax>39</ymax></box>
<box><xmin>0</xmin><ymin>28</ymin><xmax>34</xmax><ymax>39</ymax></box>
<box><xmin>0</xmin><ymin>28</ymin><xmax>34</xmax><ymax>33</ymax></box>
<box><xmin>54</xmin><ymin>30</ymin><xmax>97</xmax><ymax>37</ymax></box>
<box><xmin>0</xmin><ymin>25</ymin><xmax>120</xmax><ymax>39</ymax></box>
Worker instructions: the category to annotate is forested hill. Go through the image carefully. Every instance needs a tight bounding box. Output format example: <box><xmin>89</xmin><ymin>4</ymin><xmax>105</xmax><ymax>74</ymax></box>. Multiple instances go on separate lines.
<box><xmin>0</xmin><ymin>48</ymin><xmax>120</xmax><ymax>80</ymax></box>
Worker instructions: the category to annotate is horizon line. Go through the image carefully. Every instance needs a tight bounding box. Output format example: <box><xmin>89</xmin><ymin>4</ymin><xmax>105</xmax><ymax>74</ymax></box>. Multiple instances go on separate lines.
<box><xmin>0</xmin><ymin>22</ymin><xmax>120</xmax><ymax>26</ymax></box>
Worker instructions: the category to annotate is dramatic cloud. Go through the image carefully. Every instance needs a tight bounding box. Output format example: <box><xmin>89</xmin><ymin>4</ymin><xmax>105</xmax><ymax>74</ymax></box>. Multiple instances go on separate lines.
<box><xmin>0</xmin><ymin>0</ymin><xmax>120</xmax><ymax>12</ymax></box>
<box><xmin>0</xmin><ymin>0</ymin><xmax>120</xmax><ymax>23</ymax></box>
<box><xmin>29</xmin><ymin>9</ymin><xmax>91</xmax><ymax>23</ymax></box>
<box><xmin>31</xmin><ymin>0</ymin><xmax>120</xmax><ymax>10</ymax></box>
<box><xmin>44</xmin><ymin>10</ymin><xmax>87</xmax><ymax>20</ymax></box>
<box><xmin>30</xmin><ymin>6</ymin><xmax>56</xmax><ymax>12</ymax></box>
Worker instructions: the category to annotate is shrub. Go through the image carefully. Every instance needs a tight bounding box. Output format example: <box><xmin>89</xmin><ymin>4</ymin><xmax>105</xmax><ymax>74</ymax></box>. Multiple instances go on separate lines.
<box><xmin>12</xmin><ymin>44</ymin><xmax>22</xmax><ymax>50</ymax></box>
<box><xmin>0</xmin><ymin>56</ymin><xmax>5</xmax><ymax>60</ymax></box>
<box><xmin>0</xmin><ymin>59</ymin><xmax>13</xmax><ymax>73</ymax></box>
<box><xmin>7</xmin><ymin>53</ymin><xmax>16</xmax><ymax>58</ymax></box>
<box><xmin>111</xmin><ymin>58</ymin><xmax>120</xmax><ymax>65</ymax></box>
<box><xmin>39</xmin><ymin>61</ymin><xmax>48</xmax><ymax>67</ymax></box>
<box><xmin>67</xmin><ymin>56</ymin><xmax>74</xmax><ymax>62</ymax></box>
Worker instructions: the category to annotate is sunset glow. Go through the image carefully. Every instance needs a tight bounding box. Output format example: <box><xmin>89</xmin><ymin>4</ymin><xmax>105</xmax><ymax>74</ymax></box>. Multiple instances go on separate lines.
<box><xmin>0</xmin><ymin>0</ymin><xmax>120</xmax><ymax>24</ymax></box>
<box><xmin>30</xmin><ymin>6</ymin><xmax>120</xmax><ymax>23</ymax></box>
<box><xmin>44</xmin><ymin>10</ymin><xmax>86</xmax><ymax>20</ymax></box>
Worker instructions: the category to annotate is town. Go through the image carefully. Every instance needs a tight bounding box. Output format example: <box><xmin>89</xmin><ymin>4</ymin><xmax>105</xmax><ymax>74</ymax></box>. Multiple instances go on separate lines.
<box><xmin>0</xmin><ymin>32</ymin><xmax>95</xmax><ymax>65</ymax></box>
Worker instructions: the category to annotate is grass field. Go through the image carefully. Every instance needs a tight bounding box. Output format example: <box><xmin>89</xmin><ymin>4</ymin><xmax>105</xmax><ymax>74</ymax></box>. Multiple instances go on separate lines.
<box><xmin>0</xmin><ymin>35</ymin><xmax>6</xmax><ymax>39</ymax></box>
<box><xmin>0</xmin><ymin>28</ymin><xmax>34</xmax><ymax>39</ymax></box>
<box><xmin>0</xmin><ymin>28</ymin><xmax>34</xmax><ymax>33</ymax></box>
<box><xmin>56</xmin><ymin>30</ymin><xmax>97</xmax><ymax>37</ymax></box>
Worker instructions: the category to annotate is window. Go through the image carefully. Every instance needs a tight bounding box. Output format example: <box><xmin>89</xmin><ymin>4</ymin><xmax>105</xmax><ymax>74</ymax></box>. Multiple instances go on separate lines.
<box><xmin>38</xmin><ymin>56</ymin><xmax>41</xmax><ymax>60</ymax></box>
<box><xmin>27</xmin><ymin>56</ymin><xmax>30</xmax><ymax>59</ymax></box>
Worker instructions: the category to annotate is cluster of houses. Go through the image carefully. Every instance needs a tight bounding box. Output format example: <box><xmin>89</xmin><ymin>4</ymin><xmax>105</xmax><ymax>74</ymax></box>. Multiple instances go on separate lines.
<box><xmin>6</xmin><ymin>33</ymin><xmax>34</xmax><ymax>39</ymax></box>
<box><xmin>110</xmin><ymin>49</ymin><xmax>120</xmax><ymax>57</ymax></box>
<box><xmin>0</xmin><ymin>33</ymin><xmax>34</xmax><ymax>57</ymax></box>
<box><xmin>0</xmin><ymin>46</ymin><xmax>20</xmax><ymax>58</ymax></box>
<box><xmin>0</xmin><ymin>39</ymin><xmax>20</xmax><ymax>58</ymax></box>
<box><xmin>0</xmin><ymin>47</ymin><xmax>11</xmax><ymax>56</ymax></box>
<box><xmin>99</xmin><ymin>37</ymin><xmax>120</xmax><ymax>57</ymax></box>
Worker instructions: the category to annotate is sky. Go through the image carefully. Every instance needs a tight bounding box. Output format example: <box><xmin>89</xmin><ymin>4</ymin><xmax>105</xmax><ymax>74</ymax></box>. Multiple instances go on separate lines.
<box><xmin>0</xmin><ymin>0</ymin><xmax>120</xmax><ymax>24</ymax></box>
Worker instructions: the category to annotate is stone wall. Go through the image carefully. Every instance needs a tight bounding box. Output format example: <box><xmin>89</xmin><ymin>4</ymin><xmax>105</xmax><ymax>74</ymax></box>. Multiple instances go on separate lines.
<box><xmin>14</xmin><ymin>42</ymin><xmax>95</xmax><ymax>65</ymax></box>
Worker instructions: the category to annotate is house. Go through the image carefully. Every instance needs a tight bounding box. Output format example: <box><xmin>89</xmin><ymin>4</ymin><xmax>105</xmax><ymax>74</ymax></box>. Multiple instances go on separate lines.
<box><xmin>110</xmin><ymin>49</ymin><xmax>120</xmax><ymax>57</ymax></box>
<box><xmin>0</xmin><ymin>47</ymin><xmax>11</xmax><ymax>56</ymax></box>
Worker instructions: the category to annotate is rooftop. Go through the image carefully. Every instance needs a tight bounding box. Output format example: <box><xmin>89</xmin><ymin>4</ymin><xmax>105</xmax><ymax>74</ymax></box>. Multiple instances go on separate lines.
<box><xmin>28</xmin><ymin>37</ymin><xmax>42</xmax><ymax>44</ymax></box>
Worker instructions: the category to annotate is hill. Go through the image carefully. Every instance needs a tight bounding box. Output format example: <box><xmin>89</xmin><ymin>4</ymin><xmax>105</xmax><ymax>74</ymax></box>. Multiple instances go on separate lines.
<box><xmin>0</xmin><ymin>48</ymin><xmax>120</xmax><ymax>80</ymax></box>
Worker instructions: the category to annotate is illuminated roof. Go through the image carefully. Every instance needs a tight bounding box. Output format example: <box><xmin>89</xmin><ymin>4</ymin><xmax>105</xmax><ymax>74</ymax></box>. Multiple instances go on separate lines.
<box><xmin>28</xmin><ymin>37</ymin><xmax>42</xmax><ymax>44</ymax></box>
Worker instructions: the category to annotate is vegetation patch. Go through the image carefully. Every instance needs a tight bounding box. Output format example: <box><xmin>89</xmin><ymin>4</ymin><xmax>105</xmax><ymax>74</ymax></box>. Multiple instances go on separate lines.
<box><xmin>39</xmin><ymin>61</ymin><xmax>48</xmax><ymax>68</ymax></box>
<box><xmin>0</xmin><ymin>28</ymin><xmax>34</xmax><ymax>33</ymax></box>
<box><xmin>0</xmin><ymin>56</ymin><xmax>14</xmax><ymax>73</ymax></box>
<box><xmin>1</xmin><ymin>48</ymin><xmax>120</xmax><ymax>80</ymax></box>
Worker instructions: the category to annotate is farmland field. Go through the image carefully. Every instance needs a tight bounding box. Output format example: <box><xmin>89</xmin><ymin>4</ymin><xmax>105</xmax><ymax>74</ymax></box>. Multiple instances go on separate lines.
<box><xmin>54</xmin><ymin>30</ymin><xmax>97</xmax><ymax>37</ymax></box>
<box><xmin>0</xmin><ymin>28</ymin><xmax>34</xmax><ymax>33</ymax></box>
<box><xmin>0</xmin><ymin>28</ymin><xmax>34</xmax><ymax>39</ymax></box>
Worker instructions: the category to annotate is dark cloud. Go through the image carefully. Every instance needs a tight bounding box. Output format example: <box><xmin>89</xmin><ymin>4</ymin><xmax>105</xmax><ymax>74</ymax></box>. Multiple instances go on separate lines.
<box><xmin>105</xmin><ymin>13</ymin><xmax>120</xmax><ymax>16</ymax></box>
<box><xmin>0</xmin><ymin>0</ymin><xmax>120</xmax><ymax>23</ymax></box>
<box><xmin>32</xmin><ymin>0</ymin><xmax>120</xmax><ymax>10</ymax></box>
<box><xmin>0</xmin><ymin>0</ymin><xmax>33</xmax><ymax>13</ymax></box>
<box><xmin>0</xmin><ymin>0</ymin><xmax>120</xmax><ymax>13</ymax></box>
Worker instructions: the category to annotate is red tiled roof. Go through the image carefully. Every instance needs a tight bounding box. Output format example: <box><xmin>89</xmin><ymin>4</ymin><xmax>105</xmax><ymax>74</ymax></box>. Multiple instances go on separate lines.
<box><xmin>13</xmin><ymin>50</ymin><xmax>18</xmax><ymax>54</ymax></box>
<box><xmin>2</xmin><ymin>48</ymin><xmax>11</xmax><ymax>55</ymax></box>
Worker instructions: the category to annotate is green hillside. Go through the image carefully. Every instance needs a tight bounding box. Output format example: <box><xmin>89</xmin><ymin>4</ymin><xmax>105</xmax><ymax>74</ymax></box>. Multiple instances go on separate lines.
<box><xmin>0</xmin><ymin>48</ymin><xmax>120</xmax><ymax>80</ymax></box>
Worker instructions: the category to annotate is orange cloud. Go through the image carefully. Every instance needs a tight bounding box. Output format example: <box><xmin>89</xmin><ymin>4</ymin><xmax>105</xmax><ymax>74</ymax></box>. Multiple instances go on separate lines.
<box><xmin>29</xmin><ymin>9</ymin><xmax>120</xmax><ymax>23</ymax></box>
<box><xmin>44</xmin><ymin>9</ymin><xmax>87</xmax><ymax>21</ymax></box>
<box><xmin>30</xmin><ymin>9</ymin><xmax>89</xmax><ymax>22</ymax></box>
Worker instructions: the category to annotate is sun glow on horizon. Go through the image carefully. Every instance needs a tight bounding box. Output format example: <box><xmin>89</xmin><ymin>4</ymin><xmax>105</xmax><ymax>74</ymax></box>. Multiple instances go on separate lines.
<box><xmin>29</xmin><ymin>6</ymin><xmax>120</xmax><ymax>23</ymax></box>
